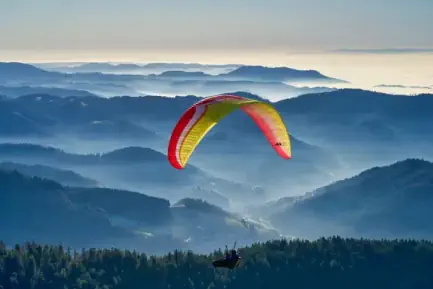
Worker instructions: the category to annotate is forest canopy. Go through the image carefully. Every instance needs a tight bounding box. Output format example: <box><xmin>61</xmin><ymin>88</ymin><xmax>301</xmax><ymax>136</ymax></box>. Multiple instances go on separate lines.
<box><xmin>1</xmin><ymin>237</ymin><xmax>433</xmax><ymax>289</ymax></box>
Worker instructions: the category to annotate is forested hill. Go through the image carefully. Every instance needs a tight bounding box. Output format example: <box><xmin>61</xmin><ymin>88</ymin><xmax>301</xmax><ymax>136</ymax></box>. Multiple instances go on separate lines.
<box><xmin>2</xmin><ymin>237</ymin><xmax>433</xmax><ymax>289</ymax></box>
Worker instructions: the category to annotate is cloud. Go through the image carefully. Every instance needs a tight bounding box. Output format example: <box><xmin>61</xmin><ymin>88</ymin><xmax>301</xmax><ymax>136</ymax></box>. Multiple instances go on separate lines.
<box><xmin>374</xmin><ymin>84</ymin><xmax>432</xmax><ymax>90</ymax></box>
<box><xmin>332</xmin><ymin>48</ymin><xmax>433</xmax><ymax>54</ymax></box>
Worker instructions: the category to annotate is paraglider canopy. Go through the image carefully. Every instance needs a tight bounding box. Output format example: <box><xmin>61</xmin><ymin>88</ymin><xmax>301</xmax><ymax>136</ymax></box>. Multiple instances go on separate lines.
<box><xmin>168</xmin><ymin>94</ymin><xmax>291</xmax><ymax>169</ymax></box>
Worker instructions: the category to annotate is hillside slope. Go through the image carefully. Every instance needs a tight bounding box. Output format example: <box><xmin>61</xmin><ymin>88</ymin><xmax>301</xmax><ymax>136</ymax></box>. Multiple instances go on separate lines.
<box><xmin>270</xmin><ymin>159</ymin><xmax>433</xmax><ymax>239</ymax></box>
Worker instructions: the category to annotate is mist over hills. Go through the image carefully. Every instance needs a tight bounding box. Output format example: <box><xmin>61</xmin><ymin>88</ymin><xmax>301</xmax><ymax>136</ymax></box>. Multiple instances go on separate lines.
<box><xmin>1</xmin><ymin>60</ymin><xmax>433</xmax><ymax>255</ymax></box>
<box><xmin>0</xmin><ymin>91</ymin><xmax>343</xmax><ymax>197</ymax></box>
<box><xmin>0</xmin><ymin>169</ymin><xmax>279</xmax><ymax>253</ymax></box>
<box><xmin>37</xmin><ymin>62</ymin><xmax>242</xmax><ymax>75</ymax></box>
<box><xmin>1</xmin><ymin>87</ymin><xmax>432</xmax><ymax>172</ymax></box>
<box><xmin>273</xmin><ymin>89</ymin><xmax>433</xmax><ymax>170</ymax></box>
<box><xmin>0</xmin><ymin>62</ymin><xmax>342</xmax><ymax>100</ymax></box>
<box><xmin>1</xmin><ymin>87</ymin><xmax>433</xmax><ymax>197</ymax></box>
<box><xmin>265</xmin><ymin>158</ymin><xmax>433</xmax><ymax>239</ymax></box>
<box><xmin>0</xmin><ymin>143</ymin><xmax>254</xmax><ymax>205</ymax></box>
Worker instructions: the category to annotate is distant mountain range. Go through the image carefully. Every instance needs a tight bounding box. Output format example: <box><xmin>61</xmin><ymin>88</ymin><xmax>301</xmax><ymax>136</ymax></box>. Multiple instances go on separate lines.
<box><xmin>0</xmin><ymin>62</ymin><xmax>345</xmax><ymax>83</ymax></box>
<box><xmin>0</xmin><ymin>62</ymin><xmax>344</xmax><ymax>100</ymax></box>
<box><xmin>0</xmin><ymin>62</ymin><xmax>54</xmax><ymax>79</ymax></box>
<box><xmin>0</xmin><ymin>85</ymin><xmax>97</xmax><ymax>98</ymax></box>
<box><xmin>37</xmin><ymin>62</ymin><xmax>241</xmax><ymax>75</ymax></box>
<box><xmin>220</xmin><ymin>66</ymin><xmax>345</xmax><ymax>83</ymax></box>
<box><xmin>147</xmin><ymin>65</ymin><xmax>346</xmax><ymax>83</ymax></box>
<box><xmin>37</xmin><ymin>62</ymin><xmax>346</xmax><ymax>83</ymax></box>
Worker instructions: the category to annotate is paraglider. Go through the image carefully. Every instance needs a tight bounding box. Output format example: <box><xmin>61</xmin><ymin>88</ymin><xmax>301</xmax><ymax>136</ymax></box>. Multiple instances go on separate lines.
<box><xmin>212</xmin><ymin>242</ymin><xmax>241</xmax><ymax>269</ymax></box>
<box><xmin>168</xmin><ymin>94</ymin><xmax>291</xmax><ymax>169</ymax></box>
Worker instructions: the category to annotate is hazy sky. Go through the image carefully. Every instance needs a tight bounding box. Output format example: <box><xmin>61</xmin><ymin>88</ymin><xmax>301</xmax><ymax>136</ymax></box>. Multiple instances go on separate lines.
<box><xmin>1</xmin><ymin>0</ymin><xmax>432</xmax><ymax>53</ymax></box>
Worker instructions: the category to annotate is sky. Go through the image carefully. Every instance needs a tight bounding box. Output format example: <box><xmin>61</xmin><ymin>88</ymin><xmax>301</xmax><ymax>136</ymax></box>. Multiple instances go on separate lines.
<box><xmin>1</xmin><ymin>0</ymin><xmax>432</xmax><ymax>54</ymax></box>
<box><xmin>0</xmin><ymin>0</ymin><xmax>432</xmax><ymax>91</ymax></box>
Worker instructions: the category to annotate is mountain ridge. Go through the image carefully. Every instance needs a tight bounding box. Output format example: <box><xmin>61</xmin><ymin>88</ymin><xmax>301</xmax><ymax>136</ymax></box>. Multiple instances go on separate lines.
<box><xmin>0</xmin><ymin>62</ymin><xmax>345</xmax><ymax>84</ymax></box>
<box><xmin>221</xmin><ymin>65</ymin><xmax>347</xmax><ymax>83</ymax></box>
<box><xmin>0</xmin><ymin>161</ymin><xmax>99</xmax><ymax>187</ymax></box>
<box><xmin>269</xmin><ymin>158</ymin><xmax>433</xmax><ymax>239</ymax></box>
<box><xmin>0</xmin><ymin>169</ymin><xmax>132</xmax><ymax>246</ymax></box>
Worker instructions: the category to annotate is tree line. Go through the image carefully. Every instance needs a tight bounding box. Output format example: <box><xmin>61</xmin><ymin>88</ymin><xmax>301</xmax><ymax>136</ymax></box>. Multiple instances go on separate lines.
<box><xmin>1</xmin><ymin>236</ymin><xmax>433</xmax><ymax>289</ymax></box>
